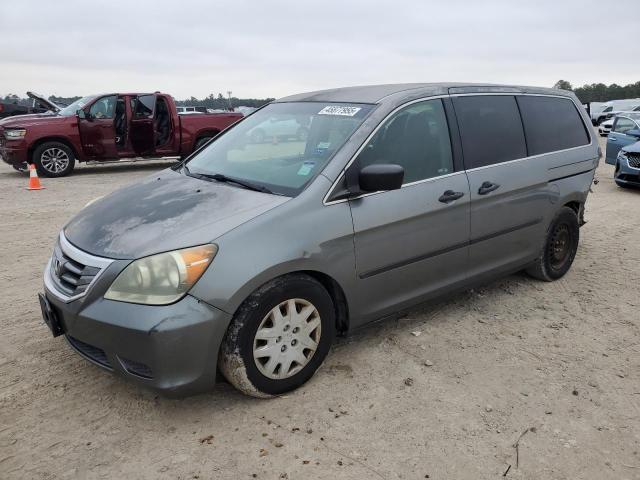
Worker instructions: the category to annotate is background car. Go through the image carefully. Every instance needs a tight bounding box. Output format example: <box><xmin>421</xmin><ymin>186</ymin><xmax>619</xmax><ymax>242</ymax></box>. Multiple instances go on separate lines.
<box><xmin>247</xmin><ymin>117</ymin><xmax>309</xmax><ymax>143</ymax></box>
<box><xmin>598</xmin><ymin>117</ymin><xmax>614</xmax><ymax>136</ymax></box>
<box><xmin>592</xmin><ymin>99</ymin><xmax>640</xmax><ymax>125</ymax></box>
<box><xmin>0</xmin><ymin>91</ymin><xmax>61</xmax><ymax>119</ymax></box>
<box><xmin>604</xmin><ymin>113</ymin><xmax>640</xmax><ymax>179</ymax></box>
<box><xmin>613</xmin><ymin>142</ymin><xmax>640</xmax><ymax>188</ymax></box>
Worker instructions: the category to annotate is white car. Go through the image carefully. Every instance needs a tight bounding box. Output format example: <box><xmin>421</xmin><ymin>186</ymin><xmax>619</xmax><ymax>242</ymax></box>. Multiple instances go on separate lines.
<box><xmin>598</xmin><ymin>118</ymin><xmax>614</xmax><ymax>136</ymax></box>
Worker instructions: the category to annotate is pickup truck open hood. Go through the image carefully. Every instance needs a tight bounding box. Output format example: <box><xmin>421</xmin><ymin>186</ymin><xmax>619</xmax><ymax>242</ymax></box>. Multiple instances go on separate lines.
<box><xmin>26</xmin><ymin>91</ymin><xmax>61</xmax><ymax>113</ymax></box>
<box><xmin>64</xmin><ymin>169</ymin><xmax>289</xmax><ymax>260</ymax></box>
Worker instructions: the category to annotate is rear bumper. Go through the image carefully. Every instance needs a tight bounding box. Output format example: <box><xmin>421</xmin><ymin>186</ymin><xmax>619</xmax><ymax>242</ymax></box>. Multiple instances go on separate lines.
<box><xmin>44</xmin><ymin>289</ymin><xmax>233</xmax><ymax>397</ymax></box>
<box><xmin>0</xmin><ymin>139</ymin><xmax>28</xmax><ymax>167</ymax></box>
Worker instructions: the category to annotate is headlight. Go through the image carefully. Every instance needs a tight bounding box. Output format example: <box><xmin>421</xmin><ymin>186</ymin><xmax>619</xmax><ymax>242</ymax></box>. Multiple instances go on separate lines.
<box><xmin>4</xmin><ymin>128</ymin><xmax>26</xmax><ymax>140</ymax></box>
<box><xmin>617</xmin><ymin>150</ymin><xmax>627</xmax><ymax>159</ymax></box>
<box><xmin>104</xmin><ymin>244</ymin><xmax>218</xmax><ymax>305</ymax></box>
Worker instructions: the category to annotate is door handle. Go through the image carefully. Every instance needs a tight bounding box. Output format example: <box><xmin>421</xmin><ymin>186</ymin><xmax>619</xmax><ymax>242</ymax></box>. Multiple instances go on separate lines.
<box><xmin>438</xmin><ymin>190</ymin><xmax>465</xmax><ymax>203</ymax></box>
<box><xmin>478</xmin><ymin>181</ymin><xmax>500</xmax><ymax>195</ymax></box>
<box><xmin>609</xmin><ymin>136</ymin><xmax>616</xmax><ymax>141</ymax></box>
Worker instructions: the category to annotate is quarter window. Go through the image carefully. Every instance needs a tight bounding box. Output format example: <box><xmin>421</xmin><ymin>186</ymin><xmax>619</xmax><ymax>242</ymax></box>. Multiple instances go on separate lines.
<box><xmin>613</xmin><ymin>117</ymin><xmax>637</xmax><ymax>134</ymax></box>
<box><xmin>517</xmin><ymin>96</ymin><xmax>589</xmax><ymax>155</ymax></box>
<box><xmin>452</xmin><ymin>95</ymin><xmax>526</xmax><ymax>169</ymax></box>
<box><xmin>355</xmin><ymin>99</ymin><xmax>453</xmax><ymax>184</ymax></box>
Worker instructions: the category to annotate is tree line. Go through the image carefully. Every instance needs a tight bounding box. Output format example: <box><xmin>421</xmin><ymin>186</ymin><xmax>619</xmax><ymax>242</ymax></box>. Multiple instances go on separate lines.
<box><xmin>554</xmin><ymin>80</ymin><xmax>640</xmax><ymax>104</ymax></box>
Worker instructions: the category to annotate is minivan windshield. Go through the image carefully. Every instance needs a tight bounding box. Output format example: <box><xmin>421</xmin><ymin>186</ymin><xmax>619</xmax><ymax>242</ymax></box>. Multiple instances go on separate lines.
<box><xmin>57</xmin><ymin>96</ymin><xmax>97</xmax><ymax>117</ymax></box>
<box><xmin>185</xmin><ymin>102</ymin><xmax>374</xmax><ymax>196</ymax></box>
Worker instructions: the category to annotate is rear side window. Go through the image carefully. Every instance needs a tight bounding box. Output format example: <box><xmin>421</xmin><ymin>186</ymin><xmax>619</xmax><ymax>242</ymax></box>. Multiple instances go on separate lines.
<box><xmin>517</xmin><ymin>96</ymin><xmax>589</xmax><ymax>155</ymax></box>
<box><xmin>134</xmin><ymin>95</ymin><xmax>155</xmax><ymax>118</ymax></box>
<box><xmin>452</xmin><ymin>96</ymin><xmax>526</xmax><ymax>169</ymax></box>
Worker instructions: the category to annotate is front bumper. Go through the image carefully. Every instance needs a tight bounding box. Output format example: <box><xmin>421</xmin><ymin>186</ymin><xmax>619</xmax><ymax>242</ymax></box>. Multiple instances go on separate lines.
<box><xmin>42</xmin><ymin>234</ymin><xmax>233</xmax><ymax>397</ymax></box>
<box><xmin>0</xmin><ymin>138</ymin><xmax>28</xmax><ymax>168</ymax></box>
<box><xmin>45</xmin><ymin>290</ymin><xmax>233</xmax><ymax>397</ymax></box>
<box><xmin>615</xmin><ymin>155</ymin><xmax>640</xmax><ymax>186</ymax></box>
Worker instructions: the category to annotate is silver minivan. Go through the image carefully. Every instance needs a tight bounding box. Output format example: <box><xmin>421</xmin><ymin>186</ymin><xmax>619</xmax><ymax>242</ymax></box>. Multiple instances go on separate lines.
<box><xmin>40</xmin><ymin>84</ymin><xmax>599</xmax><ymax>397</ymax></box>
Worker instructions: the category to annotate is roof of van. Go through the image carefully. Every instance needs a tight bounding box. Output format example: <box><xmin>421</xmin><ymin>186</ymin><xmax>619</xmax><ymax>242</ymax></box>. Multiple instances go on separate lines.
<box><xmin>276</xmin><ymin>83</ymin><xmax>575</xmax><ymax>104</ymax></box>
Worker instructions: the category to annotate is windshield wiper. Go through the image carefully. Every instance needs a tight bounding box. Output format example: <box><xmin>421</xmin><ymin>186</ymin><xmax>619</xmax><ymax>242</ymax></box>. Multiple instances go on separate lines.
<box><xmin>183</xmin><ymin>166</ymin><xmax>273</xmax><ymax>194</ymax></box>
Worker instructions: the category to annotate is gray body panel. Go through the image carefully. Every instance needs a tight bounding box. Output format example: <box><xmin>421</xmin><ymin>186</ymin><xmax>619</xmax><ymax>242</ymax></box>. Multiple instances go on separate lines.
<box><xmin>48</xmin><ymin>83</ymin><xmax>598</xmax><ymax>396</ymax></box>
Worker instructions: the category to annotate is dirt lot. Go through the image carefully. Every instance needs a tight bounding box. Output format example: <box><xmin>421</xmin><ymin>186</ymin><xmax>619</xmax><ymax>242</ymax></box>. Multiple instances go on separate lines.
<box><xmin>1</xmin><ymin>135</ymin><xmax>639</xmax><ymax>480</ymax></box>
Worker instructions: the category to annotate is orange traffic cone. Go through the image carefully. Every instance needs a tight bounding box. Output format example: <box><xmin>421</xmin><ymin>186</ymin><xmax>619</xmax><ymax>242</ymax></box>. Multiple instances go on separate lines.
<box><xmin>27</xmin><ymin>164</ymin><xmax>45</xmax><ymax>190</ymax></box>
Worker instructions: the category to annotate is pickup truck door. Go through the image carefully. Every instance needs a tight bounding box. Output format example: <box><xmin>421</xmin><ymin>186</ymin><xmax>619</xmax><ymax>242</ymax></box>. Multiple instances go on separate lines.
<box><xmin>129</xmin><ymin>94</ymin><xmax>156</xmax><ymax>156</ymax></box>
<box><xmin>78</xmin><ymin>95</ymin><xmax>118</xmax><ymax>158</ymax></box>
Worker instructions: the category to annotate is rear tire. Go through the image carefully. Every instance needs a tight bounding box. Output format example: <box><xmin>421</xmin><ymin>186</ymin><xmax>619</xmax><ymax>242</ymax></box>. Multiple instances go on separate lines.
<box><xmin>194</xmin><ymin>136</ymin><xmax>213</xmax><ymax>150</ymax></box>
<box><xmin>526</xmin><ymin>207</ymin><xmax>579</xmax><ymax>282</ymax></box>
<box><xmin>218</xmin><ymin>274</ymin><xmax>335</xmax><ymax>398</ymax></box>
<box><xmin>33</xmin><ymin>142</ymin><xmax>75</xmax><ymax>177</ymax></box>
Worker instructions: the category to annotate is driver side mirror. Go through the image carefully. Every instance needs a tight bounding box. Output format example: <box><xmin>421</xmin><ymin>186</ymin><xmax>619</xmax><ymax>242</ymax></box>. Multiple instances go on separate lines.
<box><xmin>626</xmin><ymin>128</ymin><xmax>640</xmax><ymax>138</ymax></box>
<box><xmin>358</xmin><ymin>164</ymin><xmax>404</xmax><ymax>192</ymax></box>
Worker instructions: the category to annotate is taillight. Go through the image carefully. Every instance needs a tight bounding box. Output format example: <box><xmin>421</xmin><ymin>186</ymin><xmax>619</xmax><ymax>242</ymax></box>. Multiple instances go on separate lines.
<box><xmin>0</xmin><ymin>104</ymin><xmax>4</xmax><ymax>113</ymax></box>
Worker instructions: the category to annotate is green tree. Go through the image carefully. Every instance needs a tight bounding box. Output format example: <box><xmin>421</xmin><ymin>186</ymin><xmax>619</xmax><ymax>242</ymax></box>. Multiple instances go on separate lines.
<box><xmin>553</xmin><ymin>80</ymin><xmax>573</xmax><ymax>91</ymax></box>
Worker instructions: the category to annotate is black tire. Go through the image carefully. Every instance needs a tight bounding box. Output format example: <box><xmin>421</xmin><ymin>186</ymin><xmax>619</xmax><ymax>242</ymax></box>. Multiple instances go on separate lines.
<box><xmin>218</xmin><ymin>274</ymin><xmax>335</xmax><ymax>398</ymax></box>
<box><xmin>33</xmin><ymin>141</ymin><xmax>75</xmax><ymax>177</ymax></box>
<box><xmin>526</xmin><ymin>207</ymin><xmax>580</xmax><ymax>281</ymax></box>
<box><xmin>194</xmin><ymin>136</ymin><xmax>212</xmax><ymax>150</ymax></box>
<box><xmin>250</xmin><ymin>129</ymin><xmax>265</xmax><ymax>144</ymax></box>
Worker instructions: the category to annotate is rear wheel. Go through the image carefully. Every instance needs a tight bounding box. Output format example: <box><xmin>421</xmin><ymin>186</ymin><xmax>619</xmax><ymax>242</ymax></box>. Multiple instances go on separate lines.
<box><xmin>195</xmin><ymin>136</ymin><xmax>214</xmax><ymax>150</ymax></box>
<box><xmin>218</xmin><ymin>274</ymin><xmax>335</xmax><ymax>397</ymax></box>
<box><xmin>33</xmin><ymin>142</ymin><xmax>75</xmax><ymax>177</ymax></box>
<box><xmin>526</xmin><ymin>207</ymin><xmax>579</xmax><ymax>281</ymax></box>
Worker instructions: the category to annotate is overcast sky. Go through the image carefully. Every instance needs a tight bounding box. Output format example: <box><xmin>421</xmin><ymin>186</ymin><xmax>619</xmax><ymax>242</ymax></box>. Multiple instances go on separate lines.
<box><xmin>1</xmin><ymin>0</ymin><xmax>638</xmax><ymax>100</ymax></box>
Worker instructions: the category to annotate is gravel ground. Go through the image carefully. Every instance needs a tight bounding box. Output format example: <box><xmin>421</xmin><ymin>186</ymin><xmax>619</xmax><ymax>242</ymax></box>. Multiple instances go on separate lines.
<box><xmin>1</xmin><ymin>135</ymin><xmax>639</xmax><ymax>480</ymax></box>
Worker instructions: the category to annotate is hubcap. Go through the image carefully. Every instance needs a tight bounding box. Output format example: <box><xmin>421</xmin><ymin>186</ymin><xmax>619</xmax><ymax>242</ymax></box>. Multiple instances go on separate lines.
<box><xmin>40</xmin><ymin>148</ymin><xmax>70</xmax><ymax>174</ymax></box>
<box><xmin>549</xmin><ymin>223</ymin><xmax>571</xmax><ymax>270</ymax></box>
<box><xmin>253</xmin><ymin>298</ymin><xmax>321</xmax><ymax>380</ymax></box>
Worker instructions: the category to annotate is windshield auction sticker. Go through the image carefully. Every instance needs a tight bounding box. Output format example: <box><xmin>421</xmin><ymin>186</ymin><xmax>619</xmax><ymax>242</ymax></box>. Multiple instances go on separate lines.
<box><xmin>318</xmin><ymin>106</ymin><xmax>362</xmax><ymax>116</ymax></box>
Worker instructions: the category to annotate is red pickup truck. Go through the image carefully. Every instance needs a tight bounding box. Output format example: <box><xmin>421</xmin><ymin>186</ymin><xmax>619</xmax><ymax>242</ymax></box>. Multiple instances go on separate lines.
<box><xmin>0</xmin><ymin>92</ymin><xmax>243</xmax><ymax>177</ymax></box>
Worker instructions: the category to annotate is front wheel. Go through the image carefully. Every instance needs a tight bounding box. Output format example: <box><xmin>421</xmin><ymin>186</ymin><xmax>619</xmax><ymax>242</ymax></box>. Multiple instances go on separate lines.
<box><xmin>33</xmin><ymin>142</ymin><xmax>75</xmax><ymax>177</ymax></box>
<box><xmin>218</xmin><ymin>274</ymin><xmax>335</xmax><ymax>397</ymax></box>
<box><xmin>526</xmin><ymin>207</ymin><xmax>580</xmax><ymax>281</ymax></box>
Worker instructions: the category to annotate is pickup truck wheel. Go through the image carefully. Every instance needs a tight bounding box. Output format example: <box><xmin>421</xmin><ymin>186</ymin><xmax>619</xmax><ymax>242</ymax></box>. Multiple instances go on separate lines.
<box><xmin>218</xmin><ymin>274</ymin><xmax>335</xmax><ymax>397</ymax></box>
<box><xmin>195</xmin><ymin>137</ymin><xmax>212</xmax><ymax>150</ymax></box>
<box><xmin>33</xmin><ymin>142</ymin><xmax>75</xmax><ymax>177</ymax></box>
<box><xmin>526</xmin><ymin>207</ymin><xmax>579</xmax><ymax>282</ymax></box>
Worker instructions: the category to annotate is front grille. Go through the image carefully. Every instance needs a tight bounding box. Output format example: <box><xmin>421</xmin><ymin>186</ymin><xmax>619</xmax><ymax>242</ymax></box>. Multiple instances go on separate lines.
<box><xmin>120</xmin><ymin>358</ymin><xmax>154</xmax><ymax>379</ymax></box>
<box><xmin>45</xmin><ymin>233</ymin><xmax>113</xmax><ymax>302</ymax></box>
<box><xmin>67</xmin><ymin>336</ymin><xmax>112</xmax><ymax>369</ymax></box>
<box><xmin>626</xmin><ymin>153</ymin><xmax>640</xmax><ymax>169</ymax></box>
<box><xmin>50</xmin><ymin>248</ymin><xmax>101</xmax><ymax>297</ymax></box>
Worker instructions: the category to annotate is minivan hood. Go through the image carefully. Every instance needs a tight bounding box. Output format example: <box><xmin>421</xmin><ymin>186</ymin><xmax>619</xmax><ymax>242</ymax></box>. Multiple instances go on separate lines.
<box><xmin>64</xmin><ymin>169</ymin><xmax>289</xmax><ymax>259</ymax></box>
